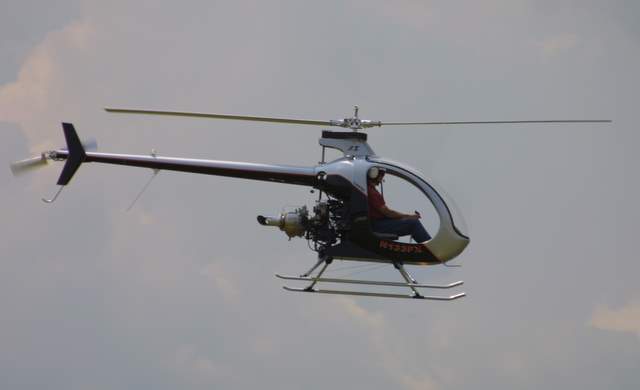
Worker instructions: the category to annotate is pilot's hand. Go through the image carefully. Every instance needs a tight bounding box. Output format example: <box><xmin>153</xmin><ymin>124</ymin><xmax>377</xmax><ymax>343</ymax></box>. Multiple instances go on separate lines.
<box><xmin>406</xmin><ymin>212</ymin><xmax>421</xmax><ymax>220</ymax></box>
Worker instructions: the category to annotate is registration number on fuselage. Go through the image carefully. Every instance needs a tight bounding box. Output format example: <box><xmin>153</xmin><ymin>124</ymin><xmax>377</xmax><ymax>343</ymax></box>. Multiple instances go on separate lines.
<box><xmin>379</xmin><ymin>240</ymin><xmax>423</xmax><ymax>254</ymax></box>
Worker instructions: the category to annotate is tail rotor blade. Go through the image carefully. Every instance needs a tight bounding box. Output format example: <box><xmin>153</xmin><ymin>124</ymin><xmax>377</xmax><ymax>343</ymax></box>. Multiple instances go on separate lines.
<box><xmin>10</xmin><ymin>155</ymin><xmax>48</xmax><ymax>176</ymax></box>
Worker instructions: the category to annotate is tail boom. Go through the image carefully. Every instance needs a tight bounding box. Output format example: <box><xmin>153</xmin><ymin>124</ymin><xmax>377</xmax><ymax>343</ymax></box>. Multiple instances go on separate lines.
<box><xmin>50</xmin><ymin>123</ymin><xmax>317</xmax><ymax>187</ymax></box>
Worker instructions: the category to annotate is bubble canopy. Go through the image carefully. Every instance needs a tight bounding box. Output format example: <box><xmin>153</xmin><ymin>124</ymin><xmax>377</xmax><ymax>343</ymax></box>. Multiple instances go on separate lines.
<box><xmin>367</xmin><ymin>157</ymin><xmax>469</xmax><ymax>239</ymax></box>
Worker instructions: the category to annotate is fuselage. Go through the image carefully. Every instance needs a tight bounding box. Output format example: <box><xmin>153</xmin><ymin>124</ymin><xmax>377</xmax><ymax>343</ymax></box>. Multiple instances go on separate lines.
<box><xmin>50</xmin><ymin>124</ymin><xmax>469</xmax><ymax>264</ymax></box>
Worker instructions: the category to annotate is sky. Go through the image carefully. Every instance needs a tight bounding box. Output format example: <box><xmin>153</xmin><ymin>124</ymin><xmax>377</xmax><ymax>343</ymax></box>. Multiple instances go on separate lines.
<box><xmin>1</xmin><ymin>1</ymin><xmax>639</xmax><ymax>389</ymax></box>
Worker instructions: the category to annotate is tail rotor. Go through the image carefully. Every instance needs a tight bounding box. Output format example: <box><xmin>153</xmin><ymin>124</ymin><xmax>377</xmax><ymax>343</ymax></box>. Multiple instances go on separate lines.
<box><xmin>10</xmin><ymin>153</ymin><xmax>51</xmax><ymax>177</ymax></box>
<box><xmin>9</xmin><ymin>123</ymin><xmax>96</xmax><ymax>202</ymax></box>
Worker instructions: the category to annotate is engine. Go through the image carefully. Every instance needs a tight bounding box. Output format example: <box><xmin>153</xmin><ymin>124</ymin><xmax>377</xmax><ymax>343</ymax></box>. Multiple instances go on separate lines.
<box><xmin>257</xmin><ymin>206</ymin><xmax>310</xmax><ymax>239</ymax></box>
<box><xmin>257</xmin><ymin>200</ymin><xmax>348</xmax><ymax>246</ymax></box>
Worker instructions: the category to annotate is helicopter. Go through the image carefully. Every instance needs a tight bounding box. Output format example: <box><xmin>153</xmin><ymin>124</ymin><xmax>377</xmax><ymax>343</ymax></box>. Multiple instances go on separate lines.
<box><xmin>10</xmin><ymin>106</ymin><xmax>611</xmax><ymax>300</ymax></box>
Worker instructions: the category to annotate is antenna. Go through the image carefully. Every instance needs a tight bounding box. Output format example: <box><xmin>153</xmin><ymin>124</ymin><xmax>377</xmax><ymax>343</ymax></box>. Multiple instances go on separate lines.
<box><xmin>126</xmin><ymin>149</ymin><xmax>160</xmax><ymax>211</ymax></box>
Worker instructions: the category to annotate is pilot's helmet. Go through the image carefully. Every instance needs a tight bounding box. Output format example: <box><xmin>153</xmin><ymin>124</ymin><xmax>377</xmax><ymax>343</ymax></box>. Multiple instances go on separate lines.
<box><xmin>367</xmin><ymin>166</ymin><xmax>386</xmax><ymax>180</ymax></box>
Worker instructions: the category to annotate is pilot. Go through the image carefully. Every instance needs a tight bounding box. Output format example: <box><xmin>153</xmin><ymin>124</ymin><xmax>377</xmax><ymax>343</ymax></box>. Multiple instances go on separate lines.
<box><xmin>367</xmin><ymin>166</ymin><xmax>431</xmax><ymax>245</ymax></box>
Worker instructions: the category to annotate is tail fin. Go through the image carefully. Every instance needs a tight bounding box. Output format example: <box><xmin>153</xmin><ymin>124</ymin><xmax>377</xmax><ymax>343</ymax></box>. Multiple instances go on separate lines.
<box><xmin>57</xmin><ymin>123</ymin><xmax>86</xmax><ymax>185</ymax></box>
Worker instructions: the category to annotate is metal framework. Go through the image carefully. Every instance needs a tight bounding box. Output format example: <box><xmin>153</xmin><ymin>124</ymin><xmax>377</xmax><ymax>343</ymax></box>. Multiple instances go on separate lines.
<box><xmin>276</xmin><ymin>253</ymin><xmax>465</xmax><ymax>301</ymax></box>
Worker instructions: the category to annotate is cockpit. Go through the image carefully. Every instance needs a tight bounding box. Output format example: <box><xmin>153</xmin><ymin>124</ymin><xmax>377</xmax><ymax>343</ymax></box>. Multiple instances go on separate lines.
<box><xmin>365</xmin><ymin>158</ymin><xmax>469</xmax><ymax>262</ymax></box>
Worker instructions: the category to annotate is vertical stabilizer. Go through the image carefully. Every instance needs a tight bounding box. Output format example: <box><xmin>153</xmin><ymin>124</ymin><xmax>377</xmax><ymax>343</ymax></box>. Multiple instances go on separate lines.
<box><xmin>57</xmin><ymin>123</ymin><xmax>86</xmax><ymax>185</ymax></box>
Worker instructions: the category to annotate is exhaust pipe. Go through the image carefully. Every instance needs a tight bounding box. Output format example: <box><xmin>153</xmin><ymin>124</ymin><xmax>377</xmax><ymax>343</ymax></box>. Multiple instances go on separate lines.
<box><xmin>257</xmin><ymin>207</ymin><xmax>309</xmax><ymax>238</ymax></box>
<box><xmin>257</xmin><ymin>215</ymin><xmax>282</xmax><ymax>227</ymax></box>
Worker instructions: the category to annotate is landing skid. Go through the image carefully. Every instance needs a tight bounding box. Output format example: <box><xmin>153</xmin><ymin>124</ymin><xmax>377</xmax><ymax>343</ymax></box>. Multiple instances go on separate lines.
<box><xmin>276</xmin><ymin>274</ymin><xmax>463</xmax><ymax>289</ymax></box>
<box><xmin>278</xmin><ymin>254</ymin><xmax>465</xmax><ymax>301</ymax></box>
<box><xmin>282</xmin><ymin>286</ymin><xmax>465</xmax><ymax>300</ymax></box>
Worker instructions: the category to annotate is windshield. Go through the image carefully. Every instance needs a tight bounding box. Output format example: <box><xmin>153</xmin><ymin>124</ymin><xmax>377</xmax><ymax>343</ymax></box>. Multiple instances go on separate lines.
<box><xmin>379</xmin><ymin>172</ymin><xmax>440</xmax><ymax>241</ymax></box>
<box><xmin>369</xmin><ymin>157</ymin><xmax>469</xmax><ymax>238</ymax></box>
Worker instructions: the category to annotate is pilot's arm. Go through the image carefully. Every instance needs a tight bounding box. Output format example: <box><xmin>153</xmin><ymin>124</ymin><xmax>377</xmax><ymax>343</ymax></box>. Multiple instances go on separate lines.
<box><xmin>379</xmin><ymin>205</ymin><xmax>420</xmax><ymax>220</ymax></box>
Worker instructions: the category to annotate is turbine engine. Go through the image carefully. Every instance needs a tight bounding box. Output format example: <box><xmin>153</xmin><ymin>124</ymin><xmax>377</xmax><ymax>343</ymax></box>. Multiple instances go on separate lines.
<box><xmin>258</xmin><ymin>201</ymin><xmax>343</xmax><ymax>247</ymax></box>
<box><xmin>257</xmin><ymin>206</ymin><xmax>310</xmax><ymax>239</ymax></box>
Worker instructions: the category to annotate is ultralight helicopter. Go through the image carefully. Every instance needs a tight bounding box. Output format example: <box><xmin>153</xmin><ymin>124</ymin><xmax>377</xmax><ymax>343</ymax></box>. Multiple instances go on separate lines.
<box><xmin>10</xmin><ymin>106</ymin><xmax>611</xmax><ymax>300</ymax></box>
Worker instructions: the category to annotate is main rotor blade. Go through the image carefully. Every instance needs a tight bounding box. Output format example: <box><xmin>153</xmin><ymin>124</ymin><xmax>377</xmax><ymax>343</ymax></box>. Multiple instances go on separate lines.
<box><xmin>105</xmin><ymin>108</ymin><xmax>332</xmax><ymax>127</ymax></box>
<box><xmin>380</xmin><ymin>119</ymin><xmax>612</xmax><ymax>126</ymax></box>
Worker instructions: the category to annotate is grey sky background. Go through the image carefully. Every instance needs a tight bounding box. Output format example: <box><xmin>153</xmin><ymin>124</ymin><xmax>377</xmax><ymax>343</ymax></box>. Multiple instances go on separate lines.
<box><xmin>2</xmin><ymin>1</ymin><xmax>639</xmax><ymax>389</ymax></box>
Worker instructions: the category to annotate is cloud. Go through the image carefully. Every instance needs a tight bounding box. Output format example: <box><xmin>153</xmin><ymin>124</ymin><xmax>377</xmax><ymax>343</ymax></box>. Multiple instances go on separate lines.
<box><xmin>538</xmin><ymin>33</ymin><xmax>578</xmax><ymax>56</ymax></box>
<box><xmin>354</xmin><ymin>0</ymin><xmax>436</xmax><ymax>32</ymax></box>
<box><xmin>338</xmin><ymin>296</ymin><xmax>385</xmax><ymax>329</ymax></box>
<box><xmin>336</xmin><ymin>297</ymin><xmax>442</xmax><ymax>390</ymax></box>
<box><xmin>2</xmin><ymin>1</ymin><xmax>638</xmax><ymax>389</ymax></box>
<box><xmin>0</xmin><ymin>19</ymin><xmax>94</xmax><ymax>153</ymax></box>
<box><xmin>590</xmin><ymin>300</ymin><xmax>640</xmax><ymax>339</ymax></box>
<box><xmin>199</xmin><ymin>262</ymin><xmax>240</xmax><ymax>303</ymax></box>
<box><xmin>399</xmin><ymin>375</ymin><xmax>441</xmax><ymax>390</ymax></box>
<box><xmin>174</xmin><ymin>344</ymin><xmax>230</xmax><ymax>385</ymax></box>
